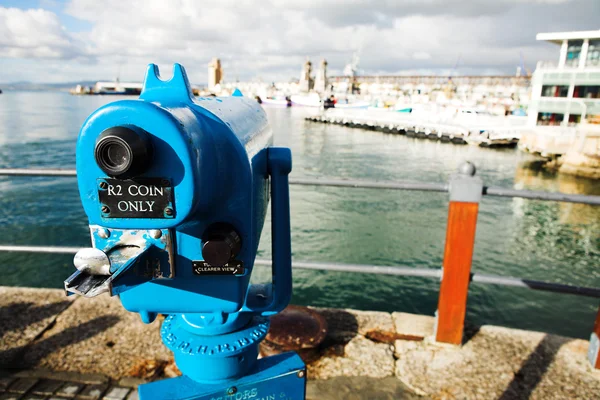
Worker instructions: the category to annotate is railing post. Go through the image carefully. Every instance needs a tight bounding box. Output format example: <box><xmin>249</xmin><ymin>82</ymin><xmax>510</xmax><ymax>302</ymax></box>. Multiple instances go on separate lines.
<box><xmin>588</xmin><ymin>305</ymin><xmax>600</xmax><ymax>369</ymax></box>
<box><xmin>435</xmin><ymin>162</ymin><xmax>482</xmax><ymax>345</ymax></box>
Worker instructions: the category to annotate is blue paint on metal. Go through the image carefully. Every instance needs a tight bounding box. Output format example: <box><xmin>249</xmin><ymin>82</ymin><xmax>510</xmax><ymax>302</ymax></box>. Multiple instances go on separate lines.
<box><xmin>162</xmin><ymin>314</ymin><xmax>270</xmax><ymax>382</ymax></box>
<box><xmin>138</xmin><ymin>352</ymin><xmax>306</xmax><ymax>400</ymax></box>
<box><xmin>71</xmin><ymin>63</ymin><xmax>304</xmax><ymax>397</ymax></box>
<box><xmin>231</xmin><ymin>88</ymin><xmax>243</xmax><ymax>97</ymax></box>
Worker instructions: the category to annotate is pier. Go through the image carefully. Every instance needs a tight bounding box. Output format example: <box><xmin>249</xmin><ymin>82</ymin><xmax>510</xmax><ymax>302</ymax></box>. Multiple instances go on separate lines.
<box><xmin>519</xmin><ymin>124</ymin><xmax>600</xmax><ymax>178</ymax></box>
<box><xmin>1</xmin><ymin>287</ymin><xmax>599</xmax><ymax>399</ymax></box>
<box><xmin>306</xmin><ymin>109</ymin><xmax>524</xmax><ymax>147</ymax></box>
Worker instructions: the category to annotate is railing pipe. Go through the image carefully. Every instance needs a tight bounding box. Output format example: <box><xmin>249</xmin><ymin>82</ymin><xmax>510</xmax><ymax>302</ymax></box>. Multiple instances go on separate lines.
<box><xmin>0</xmin><ymin>244</ymin><xmax>599</xmax><ymax>298</ymax></box>
<box><xmin>0</xmin><ymin>168</ymin><xmax>77</xmax><ymax>176</ymax></box>
<box><xmin>0</xmin><ymin>245</ymin><xmax>82</xmax><ymax>254</ymax></box>
<box><xmin>484</xmin><ymin>186</ymin><xmax>600</xmax><ymax>205</ymax></box>
<box><xmin>289</xmin><ymin>177</ymin><xmax>448</xmax><ymax>193</ymax></box>
<box><xmin>255</xmin><ymin>259</ymin><xmax>442</xmax><ymax>279</ymax></box>
<box><xmin>0</xmin><ymin>169</ymin><xmax>599</xmax><ymax>205</ymax></box>
<box><xmin>470</xmin><ymin>274</ymin><xmax>600</xmax><ymax>298</ymax></box>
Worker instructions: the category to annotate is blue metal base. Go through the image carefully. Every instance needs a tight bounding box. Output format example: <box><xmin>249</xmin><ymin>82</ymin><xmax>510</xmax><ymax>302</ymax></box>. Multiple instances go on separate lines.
<box><xmin>138</xmin><ymin>352</ymin><xmax>306</xmax><ymax>400</ymax></box>
<box><xmin>161</xmin><ymin>314</ymin><xmax>270</xmax><ymax>382</ymax></box>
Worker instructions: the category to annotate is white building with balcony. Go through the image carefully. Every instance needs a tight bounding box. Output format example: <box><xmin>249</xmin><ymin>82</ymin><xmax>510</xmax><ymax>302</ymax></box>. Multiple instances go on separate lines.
<box><xmin>528</xmin><ymin>30</ymin><xmax>600</xmax><ymax>126</ymax></box>
<box><xmin>520</xmin><ymin>30</ymin><xmax>600</xmax><ymax>178</ymax></box>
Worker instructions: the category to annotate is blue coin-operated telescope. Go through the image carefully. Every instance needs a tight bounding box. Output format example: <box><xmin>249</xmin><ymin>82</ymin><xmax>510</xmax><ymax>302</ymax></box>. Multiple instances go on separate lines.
<box><xmin>65</xmin><ymin>64</ymin><xmax>306</xmax><ymax>399</ymax></box>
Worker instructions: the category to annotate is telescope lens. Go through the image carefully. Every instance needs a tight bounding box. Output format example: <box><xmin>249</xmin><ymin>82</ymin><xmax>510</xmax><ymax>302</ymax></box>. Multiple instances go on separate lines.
<box><xmin>95</xmin><ymin>127</ymin><xmax>153</xmax><ymax>178</ymax></box>
<box><xmin>106</xmin><ymin>143</ymin><xmax>129</xmax><ymax>169</ymax></box>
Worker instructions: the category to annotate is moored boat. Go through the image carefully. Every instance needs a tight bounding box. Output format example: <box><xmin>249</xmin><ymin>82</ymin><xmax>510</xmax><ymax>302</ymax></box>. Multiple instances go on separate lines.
<box><xmin>291</xmin><ymin>93</ymin><xmax>321</xmax><ymax>107</ymax></box>
<box><xmin>291</xmin><ymin>93</ymin><xmax>369</xmax><ymax>109</ymax></box>
<box><xmin>261</xmin><ymin>97</ymin><xmax>292</xmax><ymax>107</ymax></box>
<box><xmin>335</xmin><ymin>100</ymin><xmax>370</xmax><ymax>109</ymax></box>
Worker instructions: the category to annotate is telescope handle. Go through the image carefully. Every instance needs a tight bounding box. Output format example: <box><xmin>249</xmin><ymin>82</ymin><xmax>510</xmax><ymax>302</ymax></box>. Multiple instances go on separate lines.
<box><xmin>244</xmin><ymin>147</ymin><xmax>293</xmax><ymax>315</ymax></box>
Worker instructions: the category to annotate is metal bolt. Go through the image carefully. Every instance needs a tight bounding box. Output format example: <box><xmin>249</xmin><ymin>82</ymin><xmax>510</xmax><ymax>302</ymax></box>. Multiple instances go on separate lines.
<box><xmin>101</xmin><ymin>205</ymin><xmax>110</xmax><ymax>214</ymax></box>
<box><xmin>165</xmin><ymin>207</ymin><xmax>174</xmax><ymax>216</ymax></box>
<box><xmin>297</xmin><ymin>370</ymin><xmax>305</xmax><ymax>379</ymax></box>
<box><xmin>150</xmin><ymin>229</ymin><xmax>162</xmax><ymax>239</ymax></box>
<box><xmin>98</xmin><ymin>228</ymin><xmax>110</xmax><ymax>239</ymax></box>
<box><xmin>226</xmin><ymin>386</ymin><xmax>237</xmax><ymax>395</ymax></box>
<box><xmin>99</xmin><ymin>181</ymin><xmax>108</xmax><ymax>190</ymax></box>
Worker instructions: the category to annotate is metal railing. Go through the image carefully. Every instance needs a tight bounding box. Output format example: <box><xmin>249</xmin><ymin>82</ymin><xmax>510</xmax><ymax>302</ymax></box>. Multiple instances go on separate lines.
<box><xmin>0</xmin><ymin>243</ymin><xmax>596</xmax><ymax>299</ymax></box>
<box><xmin>0</xmin><ymin>166</ymin><xmax>599</xmax><ymax>359</ymax></box>
<box><xmin>0</xmin><ymin>167</ymin><xmax>598</xmax><ymax>296</ymax></box>
<box><xmin>1</xmin><ymin>168</ymin><xmax>599</xmax><ymax>205</ymax></box>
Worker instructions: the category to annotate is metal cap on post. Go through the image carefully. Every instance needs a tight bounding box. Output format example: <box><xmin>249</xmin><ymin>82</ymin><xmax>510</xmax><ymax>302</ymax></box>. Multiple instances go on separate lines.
<box><xmin>435</xmin><ymin>161</ymin><xmax>483</xmax><ymax>345</ymax></box>
<box><xmin>449</xmin><ymin>162</ymin><xmax>482</xmax><ymax>203</ymax></box>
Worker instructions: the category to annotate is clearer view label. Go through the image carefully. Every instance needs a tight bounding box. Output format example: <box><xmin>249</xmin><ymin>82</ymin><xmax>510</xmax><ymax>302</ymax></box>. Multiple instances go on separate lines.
<box><xmin>192</xmin><ymin>260</ymin><xmax>244</xmax><ymax>275</ymax></box>
<box><xmin>98</xmin><ymin>178</ymin><xmax>173</xmax><ymax>218</ymax></box>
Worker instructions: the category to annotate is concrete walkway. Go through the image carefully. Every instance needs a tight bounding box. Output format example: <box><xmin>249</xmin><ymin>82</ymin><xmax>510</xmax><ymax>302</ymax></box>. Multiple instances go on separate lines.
<box><xmin>1</xmin><ymin>286</ymin><xmax>599</xmax><ymax>399</ymax></box>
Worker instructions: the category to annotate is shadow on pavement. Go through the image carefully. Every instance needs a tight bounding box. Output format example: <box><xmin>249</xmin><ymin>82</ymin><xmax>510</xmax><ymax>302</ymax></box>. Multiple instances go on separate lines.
<box><xmin>314</xmin><ymin>308</ymin><xmax>359</xmax><ymax>357</ymax></box>
<box><xmin>498</xmin><ymin>334</ymin><xmax>571</xmax><ymax>400</ymax></box>
<box><xmin>0</xmin><ymin>301</ymin><xmax>73</xmax><ymax>340</ymax></box>
<box><xmin>0</xmin><ymin>315</ymin><xmax>120</xmax><ymax>368</ymax></box>
<box><xmin>462</xmin><ymin>320</ymin><xmax>481</xmax><ymax>346</ymax></box>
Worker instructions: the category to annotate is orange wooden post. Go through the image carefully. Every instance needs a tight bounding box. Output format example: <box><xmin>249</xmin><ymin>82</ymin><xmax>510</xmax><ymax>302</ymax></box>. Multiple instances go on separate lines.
<box><xmin>435</xmin><ymin>162</ymin><xmax>482</xmax><ymax>345</ymax></box>
<box><xmin>588</xmin><ymin>305</ymin><xmax>600</xmax><ymax>369</ymax></box>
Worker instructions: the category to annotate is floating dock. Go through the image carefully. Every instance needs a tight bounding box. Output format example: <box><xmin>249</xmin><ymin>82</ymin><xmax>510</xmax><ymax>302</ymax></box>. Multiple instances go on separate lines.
<box><xmin>306</xmin><ymin>109</ymin><xmax>525</xmax><ymax>147</ymax></box>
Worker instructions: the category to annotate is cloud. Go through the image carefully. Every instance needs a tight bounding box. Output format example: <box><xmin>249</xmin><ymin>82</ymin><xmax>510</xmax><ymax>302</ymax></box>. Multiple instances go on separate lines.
<box><xmin>0</xmin><ymin>7</ymin><xmax>84</xmax><ymax>59</ymax></box>
<box><xmin>280</xmin><ymin>0</ymin><xmax>575</xmax><ymax>28</ymax></box>
<box><xmin>413</xmin><ymin>52</ymin><xmax>432</xmax><ymax>61</ymax></box>
<box><xmin>0</xmin><ymin>0</ymin><xmax>598</xmax><ymax>83</ymax></box>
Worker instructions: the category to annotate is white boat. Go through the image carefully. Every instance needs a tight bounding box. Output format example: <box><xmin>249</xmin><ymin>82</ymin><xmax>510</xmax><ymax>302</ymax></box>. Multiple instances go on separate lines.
<box><xmin>93</xmin><ymin>81</ymin><xmax>142</xmax><ymax>95</ymax></box>
<box><xmin>291</xmin><ymin>94</ymin><xmax>369</xmax><ymax>109</ymax></box>
<box><xmin>261</xmin><ymin>97</ymin><xmax>291</xmax><ymax>107</ymax></box>
<box><xmin>335</xmin><ymin>101</ymin><xmax>370</xmax><ymax>109</ymax></box>
<box><xmin>291</xmin><ymin>94</ymin><xmax>321</xmax><ymax>107</ymax></box>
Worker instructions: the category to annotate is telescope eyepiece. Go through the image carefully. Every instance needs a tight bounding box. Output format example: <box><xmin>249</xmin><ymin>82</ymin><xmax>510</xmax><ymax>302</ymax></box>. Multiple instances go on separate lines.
<box><xmin>95</xmin><ymin>126</ymin><xmax>153</xmax><ymax>178</ymax></box>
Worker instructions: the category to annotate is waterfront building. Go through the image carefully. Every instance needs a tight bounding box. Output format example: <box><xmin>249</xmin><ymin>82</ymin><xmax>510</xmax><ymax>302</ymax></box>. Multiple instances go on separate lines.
<box><xmin>299</xmin><ymin>59</ymin><xmax>314</xmax><ymax>93</ymax></box>
<box><xmin>208</xmin><ymin>58</ymin><xmax>223</xmax><ymax>92</ymax></box>
<box><xmin>520</xmin><ymin>29</ymin><xmax>600</xmax><ymax>179</ymax></box>
<box><xmin>528</xmin><ymin>30</ymin><xmax>600</xmax><ymax>126</ymax></box>
<box><xmin>314</xmin><ymin>59</ymin><xmax>328</xmax><ymax>94</ymax></box>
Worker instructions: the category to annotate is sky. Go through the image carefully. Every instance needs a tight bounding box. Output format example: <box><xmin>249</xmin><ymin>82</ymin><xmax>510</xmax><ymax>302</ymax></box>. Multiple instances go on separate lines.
<box><xmin>0</xmin><ymin>0</ymin><xmax>599</xmax><ymax>84</ymax></box>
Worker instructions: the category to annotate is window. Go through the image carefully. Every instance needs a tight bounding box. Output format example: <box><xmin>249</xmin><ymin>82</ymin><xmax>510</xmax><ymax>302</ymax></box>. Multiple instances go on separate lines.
<box><xmin>573</xmin><ymin>85</ymin><xmax>600</xmax><ymax>99</ymax></box>
<box><xmin>541</xmin><ymin>85</ymin><xmax>569</xmax><ymax>97</ymax></box>
<box><xmin>566</xmin><ymin>40</ymin><xmax>583</xmax><ymax>67</ymax></box>
<box><xmin>587</xmin><ymin>40</ymin><xmax>600</xmax><ymax>67</ymax></box>
<box><xmin>537</xmin><ymin>113</ymin><xmax>564</xmax><ymax>126</ymax></box>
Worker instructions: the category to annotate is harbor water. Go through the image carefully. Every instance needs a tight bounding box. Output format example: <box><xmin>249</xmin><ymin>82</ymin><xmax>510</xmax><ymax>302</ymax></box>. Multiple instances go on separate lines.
<box><xmin>0</xmin><ymin>91</ymin><xmax>598</xmax><ymax>339</ymax></box>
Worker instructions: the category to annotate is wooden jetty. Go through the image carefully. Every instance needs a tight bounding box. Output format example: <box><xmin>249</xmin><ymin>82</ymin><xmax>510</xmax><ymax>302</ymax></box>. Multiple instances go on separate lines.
<box><xmin>306</xmin><ymin>109</ymin><xmax>525</xmax><ymax>147</ymax></box>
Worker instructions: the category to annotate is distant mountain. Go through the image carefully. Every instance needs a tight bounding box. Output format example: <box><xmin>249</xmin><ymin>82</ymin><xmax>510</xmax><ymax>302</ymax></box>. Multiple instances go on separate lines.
<box><xmin>0</xmin><ymin>81</ymin><xmax>104</xmax><ymax>92</ymax></box>
<box><xmin>0</xmin><ymin>80</ymin><xmax>206</xmax><ymax>92</ymax></box>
